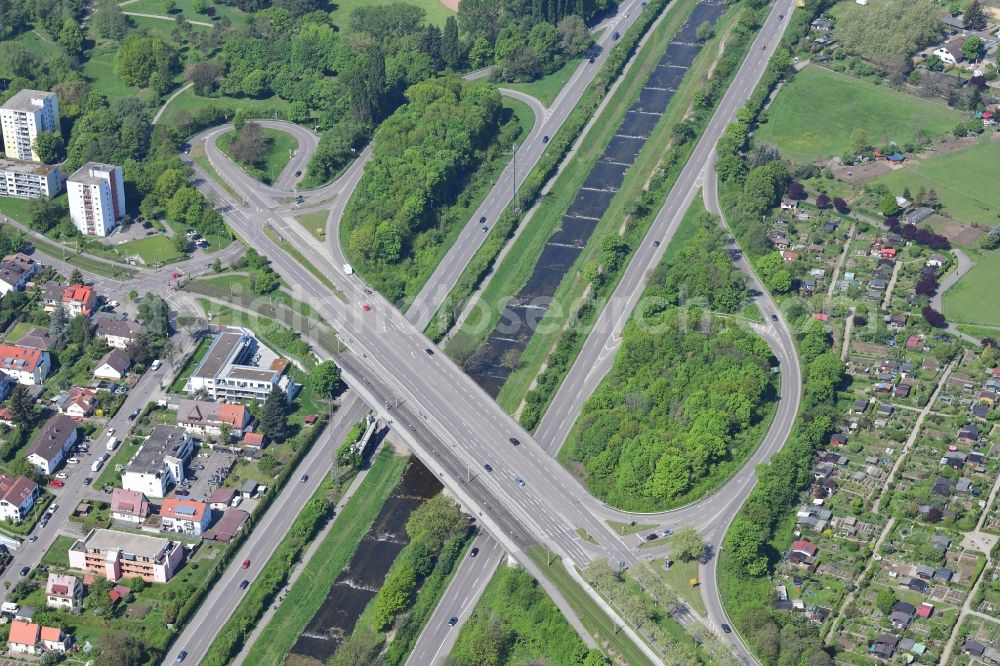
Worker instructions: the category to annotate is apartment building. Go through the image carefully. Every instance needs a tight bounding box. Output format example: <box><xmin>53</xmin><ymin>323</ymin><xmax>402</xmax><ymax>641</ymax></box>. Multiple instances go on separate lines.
<box><xmin>0</xmin><ymin>253</ymin><xmax>40</xmax><ymax>297</ymax></box>
<box><xmin>0</xmin><ymin>159</ymin><xmax>61</xmax><ymax>199</ymax></box>
<box><xmin>68</xmin><ymin>528</ymin><xmax>185</xmax><ymax>583</ymax></box>
<box><xmin>0</xmin><ymin>90</ymin><xmax>59</xmax><ymax>162</ymax></box>
<box><xmin>159</xmin><ymin>498</ymin><xmax>211</xmax><ymax>536</ymax></box>
<box><xmin>176</xmin><ymin>399</ymin><xmax>250</xmax><ymax>438</ymax></box>
<box><xmin>66</xmin><ymin>163</ymin><xmax>125</xmax><ymax>236</ymax></box>
<box><xmin>121</xmin><ymin>426</ymin><xmax>192</xmax><ymax>498</ymax></box>
<box><xmin>185</xmin><ymin>326</ymin><xmax>297</xmax><ymax>403</ymax></box>
<box><xmin>0</xmin><ymin>475</ymin><xmax>39</xmax><ymax>523</ymax></box>
<box><xmin>24</xmin><ymin>414</ymin><xmax>78</xmax><ymax>475</ymax></box>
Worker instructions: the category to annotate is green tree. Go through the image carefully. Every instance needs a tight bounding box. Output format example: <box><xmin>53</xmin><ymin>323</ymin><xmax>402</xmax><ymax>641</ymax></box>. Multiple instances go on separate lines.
<box><xmin>137</xmin><ymin>293</ymin><xmax>170</xmax><ymax>338</ymax></box>
<box><xmin>173</xmin><ymin>233</ymin><xmax>190</xmax><ymax>254</ymax></box>
<box><xmin>307</xmin><ymin>360</ymin><xmax>341</xmax><ymax>399</ymax></box>
<box><xmin>58</xmin><ymin>18</ymin><xmax>85</xmax><ymax>57</ymax></box>
<box><xmin>406</xmin><ymin>493</ymin><xmax>466</xmax><ymax>552</ymax></box>
<box><xmin>468</xmin><ymin>37</ymin><xmax>493</xmax><ymax>68</ymax></box>
<box><xmin>94</xmin><ymin>633</ymin><xmax>146</xmax><ymax>666</ymax></box>
<box><xmin>113</xmin><ymin>34</ymin><xmax>177</xmax><ymax>87</ymax></box>
<box><xmin>372</xmin><ymin>560</ymin><xmax>416</xmax><ymax>629</ymax></box>
<box><xmin>557</xmin><ymin>15</ymin><xmax>590</xmax><ymax>56</ymax></box>
<box><xmin>260</xmin><ymin>385</ymin><xmax>289</xmax><ymax>442</ymax></box>
<box><xmin>192</xmin><ymin>0</ymin><xmax>208</xmax><ymax>13</ymax></box>
<box><xmin>49</xmin><ymin>304</ymin><xmax>68</xmax><ymax>343</ymax></box>
<box><xmin>671</xmin><ymin>527</ymin><xmax>706</xmax><ymax>562</ymax></box>
<box><xmin>31</xmin><ymin>130</ymin><xmax>64</xmax><ymax>164</ymax></box>
<box><xmin>875</xmin><ymin>588</ymin><xmax>896</xmax><ymax>615</ymax></box>
<box><xmin>962</xmin><ymin>35</ymin><xmax>982</xmax><ymax>62</ymax></box>
<box><xmin>441</xmin><ymin>16</ymin><xmax>460</xmax><ymax>69</ymax></box>
<box><xmin>329</xmin><ymin>627</ymin><xmax>383</xmax><ymax>666</ymax></box>
<box><xmin>212</xmin><ymin>258</ymin><xmax>222</xmax><ymax>272</ymax></box>
<box><xmin>879</xmin><ymin>192</ymin><xmax>900</xmax><ymax>217</ymax></box>
<box><xmin>964</xmin><ymin>0</ymin><xmax>987</xmax><ymax>30</ymax></box>
<box><xmin>849</xmin><ymin>128</ymin><xmax>869</xmax><ymax>155</ymax></box>
<box><xmin>695</xmin><ymin>20</ymin><xmax>714</xmax><ymax>42</ymax></box>
<box><xmin>770</xmin><ymin>269</ymin><xmax>792</xmax><ymax>294</ymax></box>
<box><xmin>8</xmin><ymin>385</ymin><xmax>36</xmax><ymax>429</ymax></box>
<box><xmin>836</xmin><ymin>0</ymin><xmax>943</xmax><ymax>69</ymax></box>
<box><xmin>251</xmin><ymin>268</ymin><xmax>278</xmax><ymax>295</ymax></box>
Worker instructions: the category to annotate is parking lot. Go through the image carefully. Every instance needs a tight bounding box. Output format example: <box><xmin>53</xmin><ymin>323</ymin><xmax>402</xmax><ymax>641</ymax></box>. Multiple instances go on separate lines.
<box><xmin>183</xmin><ymin>447</ymin><xmax>238</xmax><ymax>502</ymax></box>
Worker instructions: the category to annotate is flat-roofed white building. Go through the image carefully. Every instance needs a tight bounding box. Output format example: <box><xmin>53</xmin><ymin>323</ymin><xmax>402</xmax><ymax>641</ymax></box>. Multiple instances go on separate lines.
<box><xmin>185</xmin><ymin>327</ymin><xmax>297</xmax><ymax>403</ymax></box>
<box><xmin>0</xmin><ymin>159</ymin><xmax>61</xmax><ymax>199</ymax></box>
<box><xmin>121</xmin><ymin>426</ymin><xmax>192</xmax><ymax>499</ymax></box>
<box><xmin>67</xmin><ymin>163</ymin><xmax>125</xmax><ymax>236</ymax></box>
<box><xmin>68</xmin><ymin>528</ymin><xmax>185</xmax><ymax>583</ymax></box>
<box><xmin>0</xmin><ymin>90</ymin><xmax>59</xmax><ymax>163</ymax></box>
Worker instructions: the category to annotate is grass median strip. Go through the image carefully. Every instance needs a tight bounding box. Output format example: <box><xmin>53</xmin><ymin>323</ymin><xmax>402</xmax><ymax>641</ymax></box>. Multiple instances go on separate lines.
<box><xmin>241</xmin><ymin>449</ymin><xmax>408</xmax><ymax>665</ymax></box>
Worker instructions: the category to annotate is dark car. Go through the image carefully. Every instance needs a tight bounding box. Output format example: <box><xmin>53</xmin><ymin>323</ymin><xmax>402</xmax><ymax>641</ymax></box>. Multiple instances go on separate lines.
<box><xmin>128</xmin><ymin>408</ymin><xmax>140</xmax><ymax>420</ymax></box>
<box><xmin>770</xmin><ymin>314</ymin><xmax>778</xmax><ymax>322</ymax></box>
<box><xmin>778</xmin><ymin>14</ymin><xmax>783</xmax><ymax>19</ymax></box>
<box><xmin>645</xmin><ymin>533</ymin><xmax>659</xmax><ymax>541</ymax></box>
<box><xmin>612</xmin><ymin>31</ymin><xmax>620</xmax><ymax>40</ymax></box>
<box><xmin>542</xmin><ymin>135</ymin><xmax>549</xmax><ymax>143</ymax></box>
<box><xmin>300</xmin><ymin>474</ymin><xmax>309</xmax><ymax>483</ymax></box>
<box><xmin>653</xmin><ymin>240</ymin><xmax>660</xmax><ymax>247</ymax></box>
<box><xmin>175</xmin><ymin>488</ymin><xmax>189</xmax><ymax>496</ymax></box>
<box><xmin>509</xmin><ymin>437</ymin><xmax>520</xmax><ymax>446</ymax></box>
<box><xmin>448</xmin><ymin>616</ymin><xmax>458</xmax><ymax>627</ymax></box>
<box><xmin>295</xmin><ymin>170</ymin><xmax>302</xmax><ymax>177</ymax></box>
<box><xmin>19</xmin><ymin>566</ymin><xmax>30</xmax><ymax>576</ymax></box>
<box><xmin>480</xmin><ymin>216</ymin><xmax>487</xmax><ymax>224</ymax></box>
<box><xmin>589</xmin><ymin>57</ymin><xmax>595</xmax><ymax>63</ymax></box>
<box><xmin>239</xmin><ymin>579</ymin><xmax>250</xmax><ymax>590</ymax></box>
<box><xmin>483</xmin><ymin>463</ymin><xmax>493</xmax><ymax>473</ymax></box>
<box><xmin>83</xmin><ymin>477</ymin><xmax>92</xmax><ymax>486</ymax></box>
<box><xmin>425</xmin><ymin>348</ymin><xmax>434</xmax><ymax>355</ymax></box>
<box><xmin>176</xmin><ymin>650</ymin><xmax>188</xmax><ymax>662</ymax></box>
<box><xmin>470</xmin><ymin>548</ymin><xmax>479</xmax><ymax>558</ymax></box>
<box><xmin>721</xmin><ymin>624</ymin><xmax>732</xmax><ymax>634</ymax></box>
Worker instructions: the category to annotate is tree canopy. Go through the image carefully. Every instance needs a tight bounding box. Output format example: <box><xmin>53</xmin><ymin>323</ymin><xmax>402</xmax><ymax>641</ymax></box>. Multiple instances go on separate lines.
<box><xmin>835</xmin><ymin>0</ymin><xmax>942</xmax><ymax>69</ymax></box>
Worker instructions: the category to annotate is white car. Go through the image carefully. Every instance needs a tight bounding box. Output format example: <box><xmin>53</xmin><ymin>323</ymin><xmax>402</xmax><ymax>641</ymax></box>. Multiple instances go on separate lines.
<box><xmin>67</xmin><ymin>457</ymin><xmax>81</xmax><ymax>464</ymax></box>
<box><xmin>106</xmin><ymin>428</ymin><xmax>115</xmax><ymax>436</ymax></box>
<box><xmin>54</xmin><ymin>473</ymin><xmax>68</xmax><ymax>480</ymax></box>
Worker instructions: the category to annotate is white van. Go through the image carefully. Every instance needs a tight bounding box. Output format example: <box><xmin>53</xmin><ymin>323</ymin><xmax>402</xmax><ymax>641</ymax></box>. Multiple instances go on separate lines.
<box><xmin>91</xmin><ymin>460</ymin><xmax>103</xmax><ymax>472</ymax></box>
<box><xmin>106</xmin><ymin>437</ymin><xmax>119</xmax><ymax>452</ymax></box>
<box><xmin>342</xmin><ymin>263</ymin><xmax>354</xmax><ymax>275</ymax></box>
<box><xmin>151</xmin><ymin>359</ymin><xmax>162</xmax><ymax>371</ymax></box>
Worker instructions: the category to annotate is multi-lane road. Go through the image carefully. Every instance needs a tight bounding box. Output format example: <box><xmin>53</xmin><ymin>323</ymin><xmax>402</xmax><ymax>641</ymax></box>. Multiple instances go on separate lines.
<box><xmin>167</xmin><ymin>0</ymin><xmax>801</xmax><ymax>663</ymax></box>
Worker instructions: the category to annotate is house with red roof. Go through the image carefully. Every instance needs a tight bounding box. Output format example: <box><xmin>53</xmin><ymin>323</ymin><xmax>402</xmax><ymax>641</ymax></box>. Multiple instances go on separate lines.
<box><xmin>880</xmin><ymin>248</ymin><xmax>897</xmax><ymax>259</ymax></box>
<box><xmin>110</xmin><ymin>488</ymin><xmax>150</xmax><ymax>524</ymax></box>
<box><xmin>160</xmin><ymin>498</ymin><xmax>211</xmax><ymax>536</ymax></box>
<box><xmin>8</xmin><ymin>621</ymin><xmax>40</xmax><ymax>654</ymax></box>
<box><xmin>916</xmin><ymin>603</ymin><xmax>934</xmax><ymax>619</ymax></box>
<box><xmin>0</xmin><ymin>343</ymin><xmax>51</xmax><ymax>385</ymax></box>
<box><xmin>59</xmin><ymin>284</ymin><xmax>98</xmax><ymax>317</ymax></box>
<box><xmin>40</xmin><ymin>626</ymin><xmax>70</xmax><ymax>653</ymax></box>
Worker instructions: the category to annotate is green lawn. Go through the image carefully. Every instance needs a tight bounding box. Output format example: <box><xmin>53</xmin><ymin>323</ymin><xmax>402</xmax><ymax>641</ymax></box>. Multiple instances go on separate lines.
<box><xmin>119</xmin><ymin>235</ymin><xmax>185</xmax><ymax>265</ymax></box>
<box><xmin>218</xmin><ymin>127</ymin><xmax>298</xmax><ymax>185</ymax></box>
<box><xmin>659</xmin><ymin>558</ymin><xmax>706</xmax><ymax>615</ymax></box>
<box><xmin>507</xmin><ymin>57</ymin><xmax>583</xmax><ymax>107</ymax></box>
<box><xmin>873</xmin><ymin>139</ymin><xmax>1000</xmax><ymax>228</ymax></box>
<box><xmin>0</xmin><ymin>32</ymin><xmax>59</xmax><ymax>77</ymax></box>
<box><xmin>122</xmin><ymin>0</ymin><xmax>247</xmax><ymax>25</ymax></box>
<box><xmin>3</xmin><ymin>321</ymin><xmax>36</xmax><ymax>343</ymax></box>
<box><xmin>0</xmin><ymin>196</ymin><xmax>35</xmax><ymax>222</ymax></box>
<box><xmin>158</xmin><ymin>87</ymin><xmax>293</xmax><ymax>129</ymax></box>
<box><xmin>81</xmin><ymin>47</ymin><xmax>141</xmax><ymax>102</ymax></box>
<box><xmin>943</xmin><ymin>249</ymin><xmax>1000</xmax><ymax>327</ymax></box>
<box><xmin>754</xmin><ymin>65</ymin><xmax>961</xmax><ymax>163</ymax></box>
<box><xmin>330</xmin><ymin>0</ymin><xmax>454</xmax><ymax>30</ymax></box>
<box><xmin>242</xmin><ymin>450</ymin><xmax>408</xmax><ymax>665</ymax></box>
<box><xmin>40</xmin><ymin>535</ymin><xmax>76</xmax><ymax>568</ymax></box>
<box><xmin>170</xmin><ymin>335</ymin><xmax>211</xmax><ymax>393</ymax></box>
<box><xmin>294</xmin><ymin>210</ymin><xmax>330</xmax><ymax>240</ymax></box>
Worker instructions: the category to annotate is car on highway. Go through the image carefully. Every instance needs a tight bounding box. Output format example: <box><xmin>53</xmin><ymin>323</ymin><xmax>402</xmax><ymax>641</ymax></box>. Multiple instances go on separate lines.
<box><xmin>771</xmin><ymin>314</ymin><xmax>778</xmax><ymax>322</ymax></box>
<box><xmin>19</xmin><ymin>566</ymin><xmax>30</xmax><ymax>576</ymax></box>
<box><xmin>721</xmin><ymin>624</ymin><xmax>732</xmax><ymax>634</ymax></box>
<box><xmin>589</xmin><ymin>57</ymin><xmax>595</xmax><ymax>63</ymax></box>
<box><xmin>778</xmin><ymin>14</ymin><xmax>783</xmax><ymax>19</ymax></box>
<box><xmin>479</xmin><ymin>216</ymin><xmax>486</xmax><ymax>224</ymax></box>
<box><xmin>645</xmin><ymin>533</ymin><xmax>659</xmax><ymax>541</ymax></box>
<box><xmin>515</xmin><ymin>476</ymin><xmax>525</xmax><ymax>487</ymax></box>
<box><xmin>509</xmin><ymin>437</ymin><xmax>520</xmax><ymax>446</ymax></box>
<box><xmin>129</xmin><ymin>409</ymin><xmax>140</xmax><ymax>420</ymax></box>
<box><xmin>83</xmin><ymin>477</ymin><xmax>92</xmax><ymax>485</ymax></box>
<box><xmin>107</xmin><ymin>427</ymin><xmax>115</xmax><ymax>436</ymax></box>
<box><xmin>483</xmin><ymin>463</ymin><xmax>493</xmax><ymax>473</ymax></box>
<box><xmin>612</xmin><ymin>31</ymin><xmax>620</xmax><ymax>40</ymax></box>
<box><xmin>49</xmin><ymin>480</ymin><xmax>64</xmax><ymax>488</ymax></box>
<box><xmin>176</xmin><ymin>650</ymin><xmax>188</xmax><ymax>662</ymax></box>
<box><xmin>28</xmin><ymin>535</ymin><xmax>37</xmax><ymax>543</ymax></box>
<box><xmin>425</xmin><ymin>348</ymin><xmax>433</xmax><ymax>355</ymax></box>
<box><xmin>761</xmin><ymin>44</ymin><xmax>766</xmax><ymax>51</ymax></box>
<box><xmin>242</xmin><ymin>559</ymin><xmax>251</xmax><ymax>569</ymax></box>
<box><xmin>662</xmin><ymin>529</ymin><xmax>673</xmax><ymax>537</ymax></box>
<box><xmin>652</xmin><ymin>240</ymin><xmax>660</xmax><ymax>247</ymax></box>
<box><xmin>239</xmin><ymin>579</ymin><xmax>250</xmax><ymax>590</ymax></box>
<box><xmin>448</xmin><ymin>616</ymin><xmax>458</xmax><ymax>627</ymax></box>
<box><xmin>55</xmin><ymin>473</ymin><xmax>68</xmax><ymax>480</ymax></box>
<box><xmin>295</xmin><ymin>170</ymin><xmax>302</xmax><ymax>177</ymax></box>
<box><xmin>470</xmin><ymin>548</ymin><xmax>479</xmax><ymax>558</ymax></box>
<box><xmin>361</xmin><ymin>304</ymin><xmax>371</xmax><ymax>312</ymax></box>
<box><xmin>542</xmin><ymin>135</ymin><xmax>549</xmax><ymax>143</ymax></box>
<box><xmin>301</xmin><ymin>474</ymin><xmax>309</xmax><ymax>483</ymax></box>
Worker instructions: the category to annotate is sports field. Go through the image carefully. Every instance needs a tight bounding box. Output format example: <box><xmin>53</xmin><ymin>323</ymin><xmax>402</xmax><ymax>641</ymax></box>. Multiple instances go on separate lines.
<box><xmin>874</xmin><ymin>139</ymin><xmax>1000</xmax><ymax>228</ymax></box>
<box><xmin>754</xmin><ymin>65</ymin><xmax>961</xmax><ymax>163</ymax></box>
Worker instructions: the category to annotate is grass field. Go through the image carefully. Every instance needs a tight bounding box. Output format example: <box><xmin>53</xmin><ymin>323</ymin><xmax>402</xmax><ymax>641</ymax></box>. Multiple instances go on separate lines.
<box><xmin>507</xmin><ymin>57</ymin><xmax>583</xmax><ymax>107</ymax></box>
<box><xmin>943</xmin><ymin>249</ymin><xmax>1000</xmax><ymax>327</ymax></box>
<box><xmin>330</xmin><ymin>0</ymin><xmax>454</xmax><ymax>30</ymax></box>
<box><xmin>294</xmin><ymin>210</ymin><xmax>330</xmax><ymax>240</ymax></box>
<box><xmin>243</xmin><ymin>450</ymin><xmax>408</xmax><ymax>665</ymax></box>
<box><xmin>158</xmin><ymin>87</ymin><xmax>293</xmax><ymax>129</ymax></box>
<box><xmin>219</xmin><ymin>127</ymin><xmax>298</xmax><ymax>185</ymax></box>
<box><xmin>754</xmin><ymin>65</ymin><xmax>961</xmax><ymax>163</ymax></box>
<box><xmin>122</xmin><ymin>0</ymin><xmax>248</xmax><ymax>25</ymax></box>
<box><xmin>40</xmin><ymin>535</ymin><xmax>75</xmax><ymax>569</ymax></box>
<box><xmin>119</xmin><ymin>235</ymin><xmax>184</xmax><ymax>264</ymax></box>
<box><xmin>81</xmin><ymin>47</ymin><xmax>141</xmax><ymax>102</ymax></box>
<box><xmin>526</xmin><ymin>548</ymin><xmax>657</xmax><ymax>666</ymax></box>
<box><xmin>873</xmin><ymin>138</ymin><xmax>1000</xmax><ymax>228</ymax></box>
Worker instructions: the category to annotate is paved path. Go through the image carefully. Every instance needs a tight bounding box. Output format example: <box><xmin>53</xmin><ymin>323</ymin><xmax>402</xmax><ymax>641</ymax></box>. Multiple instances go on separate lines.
<box><xmin>826</xmin><ymin>223</ymin><xmax>856</xmax><ymax>299</ymax></box>
<box><xmin>123</xmin><ymin>10</ymin><xmax>213</xmax><ymax>26</ymax></box>
<box><xmin>880</xmin><ymin>260</ymin><xmax>902</xmax><ymax>311</ymax></box>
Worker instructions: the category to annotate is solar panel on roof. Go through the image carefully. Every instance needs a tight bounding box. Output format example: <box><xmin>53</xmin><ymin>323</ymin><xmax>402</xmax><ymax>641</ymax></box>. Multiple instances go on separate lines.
<box><xmin>175</xmin><ymin>505</ymin><xmax>196</xmax><ymax>516</ymax></box>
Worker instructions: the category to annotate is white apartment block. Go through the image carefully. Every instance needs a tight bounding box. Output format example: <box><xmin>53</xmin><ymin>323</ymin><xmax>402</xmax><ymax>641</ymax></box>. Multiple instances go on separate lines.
<box><xmin>67</xmin><ymin>163</ymin><xmax>125</xmax><ymax>236</ymax></box>
<box><xmin>0</xmin><ymin>159</ymin><xmax>61</xmax><ymax>200</ymax></box>
<box><xmin>0</xmin><ymin>90</ymin><xmax>59</xmax><ymax>163</ymax></box>
<box><xmin>185</xmin><ymin>326</ymin><xmax>297</xmax><ymax>403</ymax></box>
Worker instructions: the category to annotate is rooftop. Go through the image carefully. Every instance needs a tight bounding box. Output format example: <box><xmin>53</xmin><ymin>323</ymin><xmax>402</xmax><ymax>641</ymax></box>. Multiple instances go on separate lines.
<box><xmin>0</xmin><ymin>158</ymin><xmax>58</xmax><ymax>176</ymax></box>
<box><xmin>67</xmin><ymin>162</ymin><xmax>119</xmax><ymax>186</ymax></box>
<box><xmin>72</xmin><ymin>528</ymin><xmax>174</xmax><ymax>559</ymax></box>
<box><xmin>0</xmin><ymin>89</ymin><xmax>55</xmax><ymax>113</ymax></box>
<box><xmin>26</xmin><ymin>414</ymin><xmax>76</xmax><ymax>461</ymax></box>
<box><xmin>126</xmin><ymin>426</ymin><xmax>190</xmax><ymax>475</ymax></box>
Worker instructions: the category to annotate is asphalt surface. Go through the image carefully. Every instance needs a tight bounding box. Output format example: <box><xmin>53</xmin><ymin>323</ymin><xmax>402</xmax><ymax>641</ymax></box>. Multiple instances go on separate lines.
<box><xmin>404</xmin><ymin>533</ymin><xmax>503</xmax><ymax>666</ymax></box>
<box><xmin>163</xmin><ymin>393</ymin><xmax>367</xmax><ymax>664</ymax></box>
<box><xmin>171</xmin><ymin>1</ymin><xmax>801</xmax><ymax>662</ymax></box>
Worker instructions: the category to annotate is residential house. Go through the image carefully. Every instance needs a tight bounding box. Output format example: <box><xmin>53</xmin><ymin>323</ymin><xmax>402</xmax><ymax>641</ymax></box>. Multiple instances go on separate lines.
<box><xmin>93</xmin><ymin>348</ymin><xmax>130</xmax><ymax>381</ymax></box>
<box><xmin>811</xmin><ymin>17</ymin><xmax>832</xmax><ymax>31</ymax></box>
<box><xmin>53</xmin><ymin>387</ymin><xmax>97</xmax><ymax>420</ymax></box>
<box><xmin>110</xmin><ymin>488</ymin><xmax>150</xmax><ymax>524</ymax></box>
<box><xmin>45</xmin><ymin>573</ymin><xmax>82</xmax><ymax>612</ymax></box>
<box><xmin>45</xmin><ymin>283</ymin><xmax>98</xmax><ymax>317</ymax></box>
<box><xmin>889</xmin><ymin>600</ymin><xmax>915</xmax><ymax>627</ymax></box>
<box><xmin>931</xmin><ymin>535</ymin><xmax>951</xmax><ymax>552</ymax></box>
<box><xmin>958</xmin><ymin>424</ymin><xmax>980</xmax><ymax>443</ymax></box>
<box><xmin>204</xmin><ymin>508</ymin><xmax>249</xmax><ymax>542</ymax></box>
<box><xmin>68</xmin><ymin>528</ymin><xmax>185</xmax><ymax>583</ymax></box>
<box><xmin>242</xmin><ymin>431</ymin><xmax>266</xmax><ymax>448</ymax></box>
<box><xmin>888</xmin><ymin>314</ymin><xmax>908</xmax><ymax>330</ymax></box>
<box><xmin>872</xmin><ymin>634</ymin><xmax>898</xmax><ymax>659</ymax></box>
<box><xmin>933</xmin><ymin>37</ymin><xmax>966</xmax><ymax>65</ymax></box>
<box><xmin>916</xmin><ymin>603</ymin><xmax>933</xmax><ymax>619</ymax></box>
<box><xmin>0</xmin><ymin>253</ymin><xmax>39</xmax><ymax>296</ymax></box>
<box><xmin>878</xmin><ymin>403</ymin><xmax>894</xmax><ymax>416</ymax></box>
<box><xmin>964</xmin><ymin>638</ymin><xmax>985</xmax><ymax>657</ymax></box>
<box><xmin>39</xmin><ymin>626</ymin><xmax>70</xmax><ymax>653</ymax></box>
<box><xmin>0</xmin><ymin>344</ymin><xmax>50</xmax><ymax>385</ymax></box>
<box><xmin>781</xmin><ymin>250</ymin><xmax>798</xmax><ymax>262</ymax></box>
<box><xmin>25</xmin><ymin>414</ymin><xmax>78</xmax><ymax>475</ymax></box>
<box><xmin>780</xmin><ymin>199</ymin><xmax>798</xmax><ymax>210</ymax></box>
<box><xmin>159</xmin><ymin>498</ymin><xmax>211</xmax><ymax>536</ymax></box>
<box><xmin>926</xmin><ymin>254</ymin><xmax>947</xmax><ymax>268</ymax></box>
<box><xmin>208</xmin><ymin>487</ymin><xmax>236</xmax><ymax>511</ymax></box>
<box><xmin>830</xmin><ymin>433</ymin><xmax>848</xmax><ymax>447</ymax></box>
<box><xmin>0</xmin><ymin>475</ymin><xmax>38</xmax><ymax>523</ymax></box>
<box><xmin>914</xmin><ymin>564</ymin><xmax>935</xmax><ymax>579</ymax></box>
<box><xmin>93</xmin><ymin>317</ymin><xmax>143</xmax><ymax>350</ymax></box>
<box><xmin>15</xmin><ymin>327</ymin><xmax>51</xmax><ymax>351</ymax></box>
<box><xmin>852</xmin><ymin>399</ymin><xmax>868</xmax><ymax>414</ymax></box>
<box><xmin>121</xmin><ymin>426</ymin><xmax>192</xmax><ymax>498</ymax></box>
<box><xmin>7</xmin><ymin>621</ymin><xmax>41</xmax><ymax>654</ymax></box>
<box><xmin>176</xmin><ymin>399</ymin><xmax>250</xmax><ymax>438</ymax></box>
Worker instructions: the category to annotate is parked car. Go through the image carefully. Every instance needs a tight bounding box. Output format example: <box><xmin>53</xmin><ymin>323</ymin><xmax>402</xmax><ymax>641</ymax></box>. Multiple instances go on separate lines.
<box><xmin>49</xmin><ymin>480</ymin><xmax>64</xmax><ymax>488</ymax></box>
<box><xmin>483</xmin><ymin>463</ymin><xmax>493</xmax><ymax>473</ymax></box>
<box><xmin>515</xmin><ymin>476</ymin><xmax>525</xmax><ymax>487</ymax></box>
<box><xmin>175</xmin><ymin>489</ymin><xmax>189</xmax><ymax>496</ymax></box>
<box><xmin>721</xmin><ymin>624</ymin><xmax>732</xmax><ymax>634</ymax></box>
<box><xmin>83</xmin><ymin>477</ymin><xmax>92</xmax><ymax>486</ymax></box>
<box><xmin>55</xmin><ymin>473</ymin><xmax>68</xmax><ymax>480</ymax></box>
<box><xmin>645</xmin><ymin>533</ymin><xmax>659</xmax><ymax>541</ymax></box>
<box><xmin>28</xmin><ymin>535</ymin><xmax>37</xmax><ymax>543</ymax></box>
<box><xmin>67</xmin><ymin>457</ymin><xmax>80</xmax><ymax>464</ymax></box>
<box><xmin>19</xmin><ymin>566</ymin><xmax>29</xmax><ymax>576</ymax></box>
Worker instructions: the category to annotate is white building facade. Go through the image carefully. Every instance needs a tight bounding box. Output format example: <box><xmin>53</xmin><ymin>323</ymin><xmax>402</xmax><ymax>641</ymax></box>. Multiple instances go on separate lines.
<box><xmin>67</xmin><ymin>163</ymin><xmax>125</xmax><ymax>237</ymax></box>
<box><xmin>0</xmin><ymin>90</ymin><xmax>59</xmax><ymax>163</ymax></box>
<box><xmin>0</xmin><ymin>159</ymin><xmax>61</xmax><ymax>199</ymax></box>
